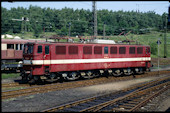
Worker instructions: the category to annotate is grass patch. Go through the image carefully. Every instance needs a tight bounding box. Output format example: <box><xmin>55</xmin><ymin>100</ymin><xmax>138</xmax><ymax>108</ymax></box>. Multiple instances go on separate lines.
<box><xmin>2</xmin><ymin>86</ymin><xmax>27</xmax><ymax>91</ymax></box>
<box><xmin>1</xmin><ymin>73</ymin><xmax>20</xmax><ymax>79</ymax></box>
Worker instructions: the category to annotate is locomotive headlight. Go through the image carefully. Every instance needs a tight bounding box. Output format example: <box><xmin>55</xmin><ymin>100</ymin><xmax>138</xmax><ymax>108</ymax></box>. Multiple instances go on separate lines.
<box><xmin>19</xmin><ymin>61</ymin><xmax>23</xmax><ymax>64</ymax></box>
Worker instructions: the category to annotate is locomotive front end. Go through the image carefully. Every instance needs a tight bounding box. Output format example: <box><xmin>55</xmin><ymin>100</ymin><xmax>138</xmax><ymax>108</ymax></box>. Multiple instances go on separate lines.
<box><xmin>20</xmin><ymin>42</ymin><xmax>35</xmax><ymax>82</ymax></box>
<box><xmin>21</xmin><ymin>42</ymin><xmax>51</xmax><ymax>83</ymax></box>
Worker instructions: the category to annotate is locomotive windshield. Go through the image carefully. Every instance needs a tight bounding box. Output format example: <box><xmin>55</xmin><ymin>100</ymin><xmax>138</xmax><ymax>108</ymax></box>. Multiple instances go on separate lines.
<box><xmin>23</xmin><ymin>44</ymin><xmax>34</xmax><ymax>54</ymax></box>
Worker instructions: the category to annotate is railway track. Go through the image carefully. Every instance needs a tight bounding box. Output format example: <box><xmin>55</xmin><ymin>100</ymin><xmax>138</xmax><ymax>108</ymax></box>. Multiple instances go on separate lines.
<box><xmin>2</xmin><ymin>70</ymin><xmax>170</xmax><ymax>100</ymax></box>
<box><xmin>41</xmin><ymin>76</ymin><xmax>170</xmax><ymax>112</ymax></box>
<box><xmin>2</xmin><ymin>82</ymin><xmax>29</xmax><ymax>88</ymax></box>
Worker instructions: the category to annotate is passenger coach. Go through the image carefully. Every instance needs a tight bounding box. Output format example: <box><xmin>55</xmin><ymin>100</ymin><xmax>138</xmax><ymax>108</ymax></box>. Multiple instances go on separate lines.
<box><xmin>21</xmin><ymin>40</ymin><xmax>151</xmax><ymax>83</ymax></box>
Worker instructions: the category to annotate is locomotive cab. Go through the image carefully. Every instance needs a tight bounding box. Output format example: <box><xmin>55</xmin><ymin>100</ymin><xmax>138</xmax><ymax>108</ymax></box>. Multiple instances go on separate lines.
<box><xmin>21</xmin><ymin>42</ymin><xmax>51</xmax><ymax>83</ymax></box>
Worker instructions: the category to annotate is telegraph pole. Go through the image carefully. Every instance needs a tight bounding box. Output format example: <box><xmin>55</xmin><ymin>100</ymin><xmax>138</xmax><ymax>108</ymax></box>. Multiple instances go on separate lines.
<box><xmin>92</xmin><ymin>1</ymin><xmax>97</xmax><ymax>38</ymax></box>
<box><xmin>12</xmin><ymin>17</ymin><xmax>29</xmax><ymax>34</ymax></box>
<box><xmin>157</xmin><ymin>38</ymin><xmax>161</xmax><ymax>75</ymax></box>
<box><xmin>164</xmin><ymin>14</ymin><xmax>167</xmax><ymax>58</ymax></box>
<box><xmin>69</xmin><ymin>22</ymin><xmax>71</xmax><ymax>38</ymax></box>
<box><xmin>103</xmin><ymin>22</ymin><xmax>105</xmax><ymax>39</ymax></box>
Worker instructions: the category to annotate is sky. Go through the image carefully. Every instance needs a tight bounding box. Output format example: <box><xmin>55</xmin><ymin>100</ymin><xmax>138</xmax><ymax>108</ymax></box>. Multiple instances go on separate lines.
<box><xmin>1</xmin><ymin>1</ymin><xmax>169</xmax><ymax>15</ymax></box>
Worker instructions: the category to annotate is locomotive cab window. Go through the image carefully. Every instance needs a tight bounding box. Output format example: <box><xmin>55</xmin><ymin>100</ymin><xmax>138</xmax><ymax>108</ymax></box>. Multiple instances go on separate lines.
<box><xmin>23</xmin><ymin>44</ymin><xmax>33</xmax><ymax>54</ymax></box>
<box><xmin>137</xmin><ymin>47</ymin><xmax>143</xmax><ymax>54</ymax></box>
<box><xmin>45</xmin><ymin>45</ymin><xmax>49</xmax><ymax>54</ymax></box>
<box><xmin>28</xmin><ymin>45</ymin><xmax>34</xmax><ymax>54</ymax></box>
<box><xmin>129</xmin><ymin>47</ymin><xmax>135</xmax><ymax>54</ymax></box>
<box><xmin>104</xmin><ymin>46</ymin><xmax>108</xmax><ymax>54</ymax></box>
<box><xmin>119</xmin><ymin>47</ymin><xmax>126</xmax><ymax>54</ymax></box>
<box><xmin>37</xmin><ymin>45</ymin><xmax>42</xmax><ymax>53</ymax></box>
<box><xmin>110</xmin><ymin>47</ymin><xmax>117</xmax><ymax>54</ymax></box>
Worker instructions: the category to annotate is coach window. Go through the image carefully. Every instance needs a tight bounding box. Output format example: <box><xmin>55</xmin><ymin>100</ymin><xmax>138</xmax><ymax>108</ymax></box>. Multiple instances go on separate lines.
<box><xmin>129</xmin><ymin>47</ymin><xmax>135</xmax><ymax>54</ymax></box>
<box><xmin>37</xmin><ymin>45</ymin><xmax>42</xmax><ymax>53</ymax></box>
<box><xmin>119</xmin><ymin>47</ymin><xmax>126</xmax><ymax>54</ymax></box>
<box><xmin>16</xmin><ymin>44</ymin><xmax>20</xmax><ymax>50</ymax></box>
<box><xmin>83</xmin><ymin>46</ymin><xmax>92</xmax><ymax>54</ymax></box>
<box><xmin>45</xmin><ymin>46</ymin><xmax>49</xmax><ymax>54</ymax></box>
<box><xmin>137</xmin><ymin>47</ymin><xmax>143</xmax><ymax>54</ymax></box>
<box><xmin>94</xmin><ymin>46</ymin><xmax>102</xmax><ymax>54</ymax></box>
<box><xmin>104</xmin><ymin>46</ymin><xmax>108</xmax><ymax>54</ymax></box>
<box><xmin>110</xmin><ymin>47</ymin><xmax>117</xmax><ymax>54</ymax></box>
<box><xmin>7</xmin><ymin>44</ymin><xmax>14</xmax><ymax>49</ymax></box>
<box><xmin>56</xmin><ymin>46</ymin><xmax>66</xmax><ymax>54</ymax></box>
<box><xmin>20</xmin><ymin>44</ymin><xmax>24</xmax><ymax>50</ymax></box>
<box><xmin>69</xmin><ymin>46</ymin><xmax>78</xmax><ymax>54</ymax></box>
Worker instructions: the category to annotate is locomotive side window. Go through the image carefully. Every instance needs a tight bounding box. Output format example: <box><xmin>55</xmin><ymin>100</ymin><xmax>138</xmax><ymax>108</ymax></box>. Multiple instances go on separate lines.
<box><xmin>45</xmin><ymin>46</ymin><xmax>49</xmax><ymax>54</ymax></box>
<box><xmin>129</xmin><ymin>47</ymin><xmax>135</xmax><ymax>54</ymax></box>
<box><xmin>110</xmin><ymin>47</ymin><xmax>117</xmax><ymax>54</ymax></box>
<box><xmin>94</xmin><ymin>46</ymin><xmax>102</xmax><ymax>54</ymax></box>
<box><xmin>37</xmin><ymin>45</ymin><xmax>42</xmax><ymax>53</ymax></box>
<box><xmin>137</xmin><ymin>47</ymin><xmax>143</xmax><ymax>54</ymax></box>
<box><xmin>7</xmin><ymin>44</ymin><xmax>14</xmax><ymax>49</ymax></box>
<box><xmin>69</xmin><ymin>46</ymin><xmax>78</xmax><ymax>54</ymax></box>
<box><xmin>56</xmin><ymin>46</ymin><xmax>66</xmax><ymax>54</ymax></box>
<box><xmin>83</xmin><ymin>46</ymin><xmax>92</xmax><ymax>54</ymax></box>
<box><xmin>104</xmin><ymin>46</ymin><xmax>108</xmax><ymax>54</ymax></box>
<box><xmin>119</xmin><ymin>47</ymin><xmax>126</xmax><ymax>54</ymax></box>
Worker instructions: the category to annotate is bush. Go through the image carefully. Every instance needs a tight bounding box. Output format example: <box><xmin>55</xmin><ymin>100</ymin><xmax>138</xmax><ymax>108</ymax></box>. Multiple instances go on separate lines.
<box><xmin>149</xmin><ymin>42</ymin><xmax>157</xmax><ymax>55</ymax></box>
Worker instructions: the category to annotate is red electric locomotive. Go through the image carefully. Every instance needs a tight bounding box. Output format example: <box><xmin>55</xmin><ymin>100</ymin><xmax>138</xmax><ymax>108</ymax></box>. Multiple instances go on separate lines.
<box><xmin>21</xmin><ymin>40</ymin><xmax>151</xmax><ymax>83</ymax></box>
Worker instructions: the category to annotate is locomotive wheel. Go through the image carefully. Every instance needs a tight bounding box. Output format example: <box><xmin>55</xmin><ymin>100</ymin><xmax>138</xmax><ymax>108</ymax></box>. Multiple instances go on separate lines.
<box><xmin>66</xmin><ymin>72</ymin><xmax>80</xmax><ymax>80</ymax></box>
<box><xmin>112</xmin><ymin>69</ymin><xmax>123</xmax><ymax>77</ymax></box>
<box><xmin>86</xmin><ymin>71</ymin><xmax>94</xmax><ymax>79</ymax></box>
<box><xmin>50</xmin><ymin>73</ymin><xmax>60</xmax><ymax>82</ymax></box>
<box><xmin>28</xmin><ymin>78</ymin><xmax>35</xmax><ymax>85</ymax></box>
<box><xmin>123</xmin><ymin>69</ymin><xmax>133</xmax><ymax>76</ymax></box>
<box><xmin>21</xmin><ymin>75</ymin><xmax>29</xmax><ymax>83</ymax></box>
<box><xmin>81</xmin><ymin>71</ymin><xmax>94</xmax><ymax>79</ymax></box>
<box><xmin>135</xmin><ymin>68</ymin><xmax>144</xmax><ymax>74</ymax></box>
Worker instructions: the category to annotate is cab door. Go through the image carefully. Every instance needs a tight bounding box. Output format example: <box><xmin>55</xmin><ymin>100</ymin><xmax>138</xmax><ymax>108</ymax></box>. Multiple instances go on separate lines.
<box><xmin>43</xmin><ymin>45</ymin><xmax>51</xmax><ymax>73</ymax></box>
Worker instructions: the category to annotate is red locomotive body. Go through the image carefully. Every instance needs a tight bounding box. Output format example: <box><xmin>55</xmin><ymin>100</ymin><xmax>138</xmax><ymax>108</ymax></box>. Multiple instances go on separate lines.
<box><xmin>21</xmin><ymin>40</ymin><xmax>151</xmax><ymax>82</ymax></box>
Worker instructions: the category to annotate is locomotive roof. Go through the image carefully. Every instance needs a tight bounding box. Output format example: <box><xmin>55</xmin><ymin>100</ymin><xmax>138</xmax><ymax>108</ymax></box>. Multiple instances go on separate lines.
<box><xmin>25</xmin><ymin>41</ymin><xmax>149</xmax><ymax>47</ymax></box>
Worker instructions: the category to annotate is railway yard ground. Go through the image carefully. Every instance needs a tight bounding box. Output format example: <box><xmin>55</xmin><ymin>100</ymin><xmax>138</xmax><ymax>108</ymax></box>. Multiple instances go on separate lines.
<box><xmin>1</xmin><ymin>71</ymin><xmax>170</xmax><ymax>112</ymax></box>
<box><xmin>1</xmin><ymin>58</ymin><xmax>170</xmax><ymax>112</ymax></box>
